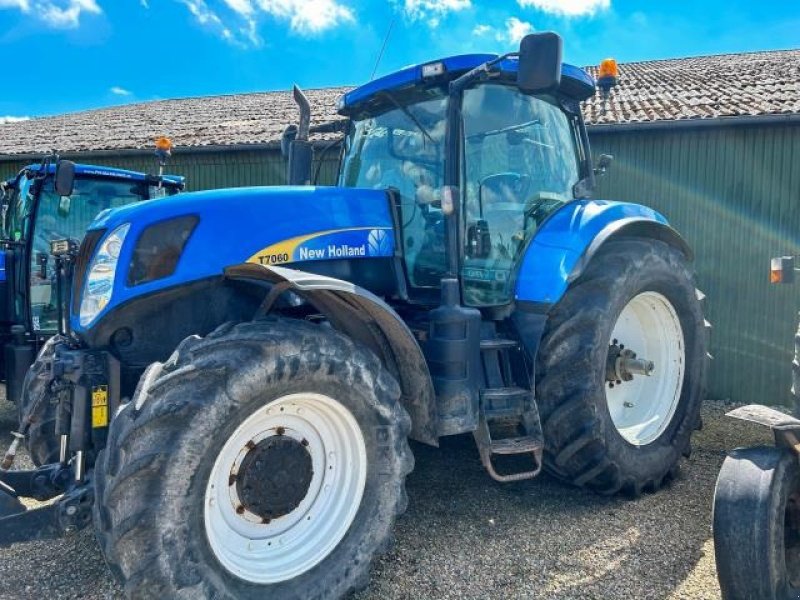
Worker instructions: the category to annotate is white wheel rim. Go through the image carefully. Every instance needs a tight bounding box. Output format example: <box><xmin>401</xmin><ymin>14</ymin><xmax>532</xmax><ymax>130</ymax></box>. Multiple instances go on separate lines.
<box><xmin>204</xmin><ymin>393</ymin><xmax>367</xmax><ymax>584</ymax></box>
<box><xmin>605</xmin><ymin>291</ymin><xmax>685</xmax><ymax>446</ymax></box>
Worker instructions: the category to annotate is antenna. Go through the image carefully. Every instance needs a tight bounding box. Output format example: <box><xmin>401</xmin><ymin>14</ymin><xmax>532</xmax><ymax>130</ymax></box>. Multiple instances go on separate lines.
<box><xmin>370</xmin><ymin>17</ymin><xmax>396</xmax><ymax>81</ymax></box>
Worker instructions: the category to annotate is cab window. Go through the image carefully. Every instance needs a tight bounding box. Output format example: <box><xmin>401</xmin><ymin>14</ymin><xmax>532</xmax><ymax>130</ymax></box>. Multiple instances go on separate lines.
<box><xmin>461</xmin><ymin>84</ymin><xmax>580</xmax><ymax>306</ymax></box>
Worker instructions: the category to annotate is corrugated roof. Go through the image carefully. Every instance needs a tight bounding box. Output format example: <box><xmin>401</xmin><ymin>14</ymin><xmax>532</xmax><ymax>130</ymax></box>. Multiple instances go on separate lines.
<box><xmin>0</xmin><ymin>49</ymin><xmax>797</xmax><ymax>157</ymax></box>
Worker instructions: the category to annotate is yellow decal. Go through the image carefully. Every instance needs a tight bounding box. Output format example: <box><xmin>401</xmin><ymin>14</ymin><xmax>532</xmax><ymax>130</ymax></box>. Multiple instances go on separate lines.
<box><xmin>91</xmin><ymin>385</ymin><xmax>109</xmax><ymax>428</ymax></box>
<box><xmin>246</xmin><ymin>227</ymin><xmax>380</xmax><ymax>267</ymax></box>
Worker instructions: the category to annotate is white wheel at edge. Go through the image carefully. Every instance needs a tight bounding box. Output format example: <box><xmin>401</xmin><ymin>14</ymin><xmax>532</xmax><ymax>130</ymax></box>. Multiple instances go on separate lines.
<box><xmin>204</xmin><ymin>392</ymin><xmax>367</xmax><ymax>584</ymax></box>
<box><xmin>606</xmin><ymin>291</ymin><xmax>685</xmax><ymax>446</ymax></box>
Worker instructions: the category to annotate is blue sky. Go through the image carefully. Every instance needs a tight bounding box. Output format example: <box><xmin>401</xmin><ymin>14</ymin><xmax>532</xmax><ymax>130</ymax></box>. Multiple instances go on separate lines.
<box><xmin>0</xmin><ymin>0</ymin><xmax>797</xmax><ymax>119</ymax></box>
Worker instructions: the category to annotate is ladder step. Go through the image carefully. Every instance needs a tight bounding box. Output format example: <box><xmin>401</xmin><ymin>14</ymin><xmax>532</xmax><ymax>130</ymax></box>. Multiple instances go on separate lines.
<box><xmin>491</xmin><ymin>435</ymin><xmax>542</xmax><ymax>455</ymax></box>
<box><xmin>480</xmin><ymin>386</ymin><xmax>531</xmax><ymax>401</ymax></box>
<box><xmin>480</xmin><ymin>338</ymin><xmax>519</xmax><ymax>351</ymax></box>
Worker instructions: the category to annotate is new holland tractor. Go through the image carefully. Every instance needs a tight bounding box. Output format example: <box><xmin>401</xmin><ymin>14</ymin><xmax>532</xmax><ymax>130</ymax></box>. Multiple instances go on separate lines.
<box><xmin>0</xmin><ymin>147</ymin><xmax>184</xmax><ymax>413</ymax></box>
<box><xmin>713</xmin><ymin>256</ymin><xmax>800</xmax><ymax>600</ymax></box>
<box><xmin>1</xmin><ymin>33</ymin><xmax>708</xmax><ymax>598</ymax></box>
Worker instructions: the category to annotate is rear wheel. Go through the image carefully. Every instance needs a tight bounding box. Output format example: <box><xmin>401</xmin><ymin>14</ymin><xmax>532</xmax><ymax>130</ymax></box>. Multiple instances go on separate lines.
<box><xmin>94</xmin><ymin>318</ymin><xmax>413</xmax><ymax>599</ymax></box>
<box><xmin>536</xmin><ymin>238</ymin><xmax>708</xmax><ymax>495</ymax></box>
<box><xmin>713</xmin><ymin>446</ymin><xmax>800</xmax><ymax>600</ymax></box>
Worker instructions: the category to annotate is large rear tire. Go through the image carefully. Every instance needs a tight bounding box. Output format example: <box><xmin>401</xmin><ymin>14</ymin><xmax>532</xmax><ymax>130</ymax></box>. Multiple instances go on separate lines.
<box><xmin>93</xmin><ymin>318</ymin><xmax>413</xmax><ymax>599</ymax></box>
<box><xmin>535</xmin><ymin>238</ymin><xmax>708</xmax><ymax>495</ymax></box>
<box><xmin>713</xmin><ymin>446</ymin><xmax>800</xmax><ymax>600</ymax></box>
<box><xmin>17</xmin><ymin>336</ymin><xmax>62</xmax><ymax>466</ymax></box>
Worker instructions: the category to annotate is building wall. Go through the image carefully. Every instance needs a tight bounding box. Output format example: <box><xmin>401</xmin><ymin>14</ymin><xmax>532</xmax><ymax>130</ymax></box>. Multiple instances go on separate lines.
<box><xmin>2</xmin><ymin>122</ymin><xmax>798</xmax><ymax>405</ymax></box>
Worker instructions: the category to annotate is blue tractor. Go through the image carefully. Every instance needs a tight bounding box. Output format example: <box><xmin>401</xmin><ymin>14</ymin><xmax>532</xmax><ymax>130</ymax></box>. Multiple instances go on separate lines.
<box><xmin>1</xmin><ymin>33</ymin><xmax>707</xmax><ymax>598</ymax></box>
<box><xmin>0</xmin><ymin>154</ymin><xmax>184</xmax><ymax>466</ymax></box>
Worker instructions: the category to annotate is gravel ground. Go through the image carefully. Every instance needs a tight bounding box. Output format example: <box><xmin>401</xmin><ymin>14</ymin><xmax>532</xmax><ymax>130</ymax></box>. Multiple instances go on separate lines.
<box><xmin>0</xmin><ymin>392</ymin><xmax>773</xmax><ymax>600</ymax></box>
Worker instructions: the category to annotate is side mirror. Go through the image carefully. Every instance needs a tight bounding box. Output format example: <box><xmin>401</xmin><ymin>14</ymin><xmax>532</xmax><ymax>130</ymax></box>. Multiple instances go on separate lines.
<box><xmin>517</xmin><ymin>32</ymin><xmax>563</xmax><ymax>94</ymax></box>
<box><xmin>594</xmin><ymin>153</ymin><xmax>614</xmax><ymax>176</ymax></box>
<box><xmin>54</xmin><ymin>160</ymin><xmax>75</xmax><ymax>197</ymax></box>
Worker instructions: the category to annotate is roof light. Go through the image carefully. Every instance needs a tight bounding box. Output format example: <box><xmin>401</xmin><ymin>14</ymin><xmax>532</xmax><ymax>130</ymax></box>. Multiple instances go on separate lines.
<box><xmin>598</xmin><ymin>58</ymin><xmax>618</xmax><ymax>80</ymax></box>
<box><xmin>771</xmin><ymin>256</ymin><xmax>795</xmax><ymax>284</ymax></box>
<box><xmin>155</xmin><ymin>136</ymin><xmax>173</xmax><ymax>153</ymax></box>
<box><xmin>421</xmin><ymin>62</ymin><xmax>445</xmax><ymax>79</ymax></box>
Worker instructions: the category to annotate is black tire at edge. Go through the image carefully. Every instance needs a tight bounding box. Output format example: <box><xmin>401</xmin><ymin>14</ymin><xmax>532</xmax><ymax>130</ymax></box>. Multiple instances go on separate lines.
<box><xmin>713</xmin><ymin>446</ymin><xmax>800</xmax><ymax>600</ymax></box>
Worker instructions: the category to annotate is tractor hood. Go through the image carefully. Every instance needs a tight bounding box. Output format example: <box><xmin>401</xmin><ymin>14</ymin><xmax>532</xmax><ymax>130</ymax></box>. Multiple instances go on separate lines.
<box><xmin>75</xmin><ymin>185</ymin><xmax>396</xmax><ymax>332</ymax></box>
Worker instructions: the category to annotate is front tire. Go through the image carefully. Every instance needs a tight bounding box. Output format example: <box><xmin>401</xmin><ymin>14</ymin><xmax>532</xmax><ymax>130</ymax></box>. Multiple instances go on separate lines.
<box><xmin>713</xmin><ymin>446</ymin><xmax>800</xmax><ymax>600</ymax></box>
<box><xmin>536</xmin><ymin>238</ymin><xmax>708</xmax><ymax>495</ymax></box>
<box><xmin>94</xmin><ymin>318</ymin><xmax>413</xmax><ymax>599</ymax></box>
<box><xmin>17</xmin><ymin>336</ymin><xmax>62</xmax><ymax>466</ymax></box>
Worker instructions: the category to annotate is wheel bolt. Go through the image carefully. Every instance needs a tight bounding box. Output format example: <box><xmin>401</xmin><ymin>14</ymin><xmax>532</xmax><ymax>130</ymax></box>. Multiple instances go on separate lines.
<box><xmin>301</xmin><ymin>438</ymin><xmax>309</xmax><ymax>446</ymax></box>
<box><xmin>236</xmin><ymin>505</ymin><xmax>245</xmax><ymax>515</ymax></box>
<box><xmin>276</xmin><ymin>427</ymin><xmax>285</xmax><ymax>436</ymax></box>
<box><xmin>624</xmin><ymin>401</ymin><xmax>634</xmax><ymax>408</ymax></box>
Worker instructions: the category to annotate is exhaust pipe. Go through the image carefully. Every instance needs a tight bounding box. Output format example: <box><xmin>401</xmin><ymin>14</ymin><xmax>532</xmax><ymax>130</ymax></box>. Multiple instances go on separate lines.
<box><xmin>286</xmin><ymin>85</ymin><xmax>313</xmax><ymax>186</ymax></box>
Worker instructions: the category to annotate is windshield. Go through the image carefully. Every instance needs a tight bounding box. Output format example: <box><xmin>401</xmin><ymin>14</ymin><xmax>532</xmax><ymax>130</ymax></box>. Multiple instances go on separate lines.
<box><xmin>29</xmin><ymin>176</ymin><xmax>170</xmax><ymax>332</ymax></box>
<box><xmin>340</xmin><ymin>91</ymin><xmax>449</xmax><ymax>288</ymax></box>
<box><xmin>461</xmin><ymin>84</ymin><xmax>580</xmax><ymax>306</ymax></box>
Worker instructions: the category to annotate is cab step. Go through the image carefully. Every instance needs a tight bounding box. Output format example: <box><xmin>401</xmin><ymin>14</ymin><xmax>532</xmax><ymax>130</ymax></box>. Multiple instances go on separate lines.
<box><xmin>480</xmin><ymin>387</ymin><xmax>530</xmax><ymax>419</ymax></box>
<box><xmin>473</xmin><ymin>413</ymin><xmax>543</xmax><ymax>483</ymax></box>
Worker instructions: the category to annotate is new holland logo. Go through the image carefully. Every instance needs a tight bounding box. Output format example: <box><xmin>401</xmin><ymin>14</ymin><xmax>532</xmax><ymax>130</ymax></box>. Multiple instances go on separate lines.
<box><xmin>367</xmin><ymin>229</ymin><xmax>390</xmax><ymax>257</ymax></box>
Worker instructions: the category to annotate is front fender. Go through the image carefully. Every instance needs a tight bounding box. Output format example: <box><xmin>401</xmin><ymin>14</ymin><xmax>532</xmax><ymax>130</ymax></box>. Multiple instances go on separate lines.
<box><xmin>515</xmin><ymin>200</ymin><xmax>691</xmax><ymax>305</ymax></box>
<box><xmin>225</xmin><ymin>263</ymin><xmax>439</xmax><ymax>446</ymax></box>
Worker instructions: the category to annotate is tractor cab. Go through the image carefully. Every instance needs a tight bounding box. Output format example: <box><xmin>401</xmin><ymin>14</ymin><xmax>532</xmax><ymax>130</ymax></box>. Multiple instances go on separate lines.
<box><xmin>0</xmin><ymin>158</ymin><xmax>184</xmax><ymax>401</ymax></box>
<box><xmin>334</xmin><ymin>34</ymin><xmax>596</xmax><ymax>307</ymax></box>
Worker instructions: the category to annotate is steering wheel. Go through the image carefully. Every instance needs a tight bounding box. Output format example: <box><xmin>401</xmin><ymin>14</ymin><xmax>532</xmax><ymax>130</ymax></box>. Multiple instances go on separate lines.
<box><xmin>478</xmin><ymin>172</ymin><xmax>531</xmax><ymax>216</ymax></box>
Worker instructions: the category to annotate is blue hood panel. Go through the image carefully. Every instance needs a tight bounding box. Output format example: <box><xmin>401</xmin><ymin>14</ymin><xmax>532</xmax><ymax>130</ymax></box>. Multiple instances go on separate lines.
<box><xmin>74</xmin><ymin>186</ymin><xmax>395</xmax><ymax>331</ymax></box>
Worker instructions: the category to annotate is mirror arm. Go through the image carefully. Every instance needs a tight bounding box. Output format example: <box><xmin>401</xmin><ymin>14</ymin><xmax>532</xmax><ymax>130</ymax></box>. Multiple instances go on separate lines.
<box><xmin>449</xmin><ymin>52</ymin><xmax>518</xmax><ymax>96</ymax></box>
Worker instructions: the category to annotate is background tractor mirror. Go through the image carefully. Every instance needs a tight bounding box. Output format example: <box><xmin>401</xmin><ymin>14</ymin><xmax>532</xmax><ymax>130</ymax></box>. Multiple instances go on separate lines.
<box><xmin>517</xmin><ymin>32</ymin><xmax>563</xmax><ymax>94</ymax></box>
<box><xmin>54</xmin><ymin>160</ymin><xmax>75</xmax><ymax>197</ymax></box>
<box><xmin>594</xmin><ymin>153</ymin><xmax>614</xmax><ymax>176</ymax></box>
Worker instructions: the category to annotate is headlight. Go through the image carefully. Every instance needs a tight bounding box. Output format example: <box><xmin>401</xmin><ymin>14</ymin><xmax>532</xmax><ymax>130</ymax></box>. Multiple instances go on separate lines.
<box><xmin>79</xmin><ymin>223</ymin><xmax>130</xmax><ymax>327</ymax></box>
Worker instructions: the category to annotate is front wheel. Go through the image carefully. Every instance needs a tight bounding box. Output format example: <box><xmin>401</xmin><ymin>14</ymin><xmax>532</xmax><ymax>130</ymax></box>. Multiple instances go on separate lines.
<box><xmin>536</xmin><ymin>238</ymin><xmax>708</xmax><ymax>496</ymax></box>
<box><xmin>94</xmin><ymin>318</ymin><xmax>413</xmax><ymax>599</ymax></box>
<box><xmin>713</xmin><ymin>446</ymin><xmax>800</xmax><ymax>600</ymax></box>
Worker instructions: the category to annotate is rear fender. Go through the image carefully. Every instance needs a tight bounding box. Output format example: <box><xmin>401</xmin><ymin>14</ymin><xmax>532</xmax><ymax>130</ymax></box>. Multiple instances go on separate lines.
<box><xmin>726</xmin><ymin>404</ymin><xmax>800</xmax><ymax>455</ymax></box>
<box><xmin>225</xmin><ymin>263</ymin><xmax>438</xmax><ymax>446</ymax></box>
<box><xmin>514</xmin><ymin>200</ymin><xmax>692</xmax><ymax>305</ymax></box>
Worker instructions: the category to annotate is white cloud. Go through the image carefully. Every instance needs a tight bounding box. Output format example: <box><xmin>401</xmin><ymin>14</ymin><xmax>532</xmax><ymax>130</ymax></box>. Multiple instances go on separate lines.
<box><xmin>402</xmin><ymin>0</ymin><xmax>470</xmax><ymax>25</ymax></box>
<box><xmin>110</xmin><ymin>86</ymin><xmax>132</xmax><ymax>96</ymax></box>
<box><xmin>472</xmin><ymin>17</ymin><xmax>533</xmax><ymax>45</ymax></box>
<box><xmin>38</xmin><ymin>0</ymin><xmax>101</xmax><ymax>28</ymax></box>
<box><xmin>140</xmin><ymin>0</ymin><xmax>149</xmax><ymax>7</ymax></box>
<box><xmin>0</xmin><ymin>116</ymin><xmax>31</xmax><ymax>123</ymax></box>
<box><xmin>0</xmin><ymin>0</ymin><xmax>29</xmax><ymax>10</ymax></box>
<box><xmin>179</xmin><ymin>0</ymin><xmax>353</xmax><ymax>47</ymax></box>
<box><xmin>253</xmin><ymin>0</ymin><xmax>353</xmax><ymax>34</ymax></box>
<box><xmin>517</xmin><ymin>0</ymin><xmax>609</xmax><ymax>17</ymax></box>
<box><xmin>504</xmin><ymin>16</ymin><xmax>532</xmax><ymax>43</ymax></box>
<box><xmin>181</xmin><ymin>0</ymin><xmax>224</xmax><ymax>26</ymax></box>
<box><xmin>0</xmin><ymin>0</ymin><xmax>100</xmax><ymax>27</ymax></box>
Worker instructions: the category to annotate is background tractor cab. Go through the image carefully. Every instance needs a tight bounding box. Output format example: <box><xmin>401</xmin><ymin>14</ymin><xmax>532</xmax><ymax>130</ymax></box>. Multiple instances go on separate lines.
<box><xmin>0</xmin><ymin>155</ymin><xmax>184</xmax><ymax>403</ymax></box>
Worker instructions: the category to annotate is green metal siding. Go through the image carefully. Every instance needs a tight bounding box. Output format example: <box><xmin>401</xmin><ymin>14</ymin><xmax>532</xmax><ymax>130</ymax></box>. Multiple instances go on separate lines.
<box><xmin>2</xmin><ymin>122</ymin><xmax>797</xmax><ymax>405</ymax></box>
<box><xmin>591</xmin><ymin>123</ymin><xmax>800</xmax><ymax>405</ymax></box>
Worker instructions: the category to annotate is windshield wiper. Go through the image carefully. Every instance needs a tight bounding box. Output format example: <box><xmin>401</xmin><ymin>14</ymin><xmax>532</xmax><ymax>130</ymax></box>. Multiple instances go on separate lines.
<box><xmin>377</xmin><ymin>91</ymin><xmax>435</xmax><ymax>145</ymax></box>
